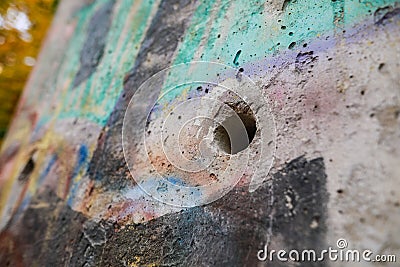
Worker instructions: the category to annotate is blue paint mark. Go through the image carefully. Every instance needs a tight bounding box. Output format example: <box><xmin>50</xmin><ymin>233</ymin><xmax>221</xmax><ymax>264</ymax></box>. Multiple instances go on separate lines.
<box><xmin>149</xmin><ymin>102</ymin><xmax>161</xmax><ymax>114</ymax></box>
<box><xmin>74</xmin><ymin>145</ymin><xmax>89</xmax><ymax>176</ymax></box>
<box><xmin>38</xmin><ymin>154</ymin><xmax>57</xmax><ymax>185</ymax></box>
<box><xmin>156</xmin><ymin>181</ymin><xmax>168</xmax><ymax>193</ymax></box>
<box><xmin>67</xmin><ymin>144</ymin><xmax>89</xmax><ymax>206</ymax></box>
<box><xmin>11</xmin><ymin>194</ymin><xmax>32</xmax><ymax>225</ymax></box>
<box><xmin>167</xmin><ymin>176</ymin><xmax>187</xmax><ymax>186</ymax></box>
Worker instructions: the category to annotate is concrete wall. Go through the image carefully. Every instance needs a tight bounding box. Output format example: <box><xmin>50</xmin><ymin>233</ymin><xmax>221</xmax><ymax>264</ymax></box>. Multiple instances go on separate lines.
<box><xmin>0</xmin><ymin>0</ymin><xmax>399</xmax><ymax>266</ymax></box>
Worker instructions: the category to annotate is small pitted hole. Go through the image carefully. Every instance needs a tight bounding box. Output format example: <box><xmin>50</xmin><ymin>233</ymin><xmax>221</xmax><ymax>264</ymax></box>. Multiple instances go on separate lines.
<box><xmin>214</xmin><ymin>103</ymin><xmax>257</xmax><ymax>155</ymax></box>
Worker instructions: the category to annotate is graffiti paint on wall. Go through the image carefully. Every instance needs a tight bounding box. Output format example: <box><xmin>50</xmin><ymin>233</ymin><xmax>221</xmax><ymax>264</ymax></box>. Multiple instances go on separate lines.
<box><xmin>0</xmin><ymin>0</ymin><xmax>399</xmax><ymax>265</ymax></box>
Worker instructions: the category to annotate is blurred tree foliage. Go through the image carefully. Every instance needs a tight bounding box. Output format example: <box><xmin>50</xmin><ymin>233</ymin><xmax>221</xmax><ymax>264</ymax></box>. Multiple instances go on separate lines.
<box><xmin>0</xmin><ymin>0</ymin><xmax>58</xmax><ymax>145</ymax></box>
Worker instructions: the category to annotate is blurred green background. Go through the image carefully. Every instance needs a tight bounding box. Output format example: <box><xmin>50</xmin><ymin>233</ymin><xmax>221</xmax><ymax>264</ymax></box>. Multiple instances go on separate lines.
<box><xmin>0</xmin><ymin>0</ymin><xmax>58</xmax><ymax>145</ymax></box>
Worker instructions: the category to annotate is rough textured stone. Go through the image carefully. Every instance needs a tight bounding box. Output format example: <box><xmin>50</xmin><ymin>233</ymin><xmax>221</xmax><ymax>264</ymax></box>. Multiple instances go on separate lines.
<box><xmin>0</xmin><ymin>0</ymin><xmax>399</xmax><ymax>266</ymax></box>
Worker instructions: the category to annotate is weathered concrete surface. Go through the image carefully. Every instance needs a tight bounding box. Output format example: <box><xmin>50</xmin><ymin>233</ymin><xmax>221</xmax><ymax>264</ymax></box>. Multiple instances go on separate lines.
<box><xmin>0</xmin><ymin>0</ymin><xmax>399</xmax><ymax>266</ymax></box>
<box><xmin>1</xmin><ymin>156</ymin><xmax>327</xmax><ymax>266</ymax></box>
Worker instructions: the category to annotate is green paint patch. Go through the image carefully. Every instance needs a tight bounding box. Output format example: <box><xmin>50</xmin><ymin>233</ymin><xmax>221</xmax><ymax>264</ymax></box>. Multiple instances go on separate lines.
<box><xmin>35</xmin><ymin>0</ymin><xmax>399</xmax><ymax>127</ymax></box>
<box><xmin>154</xmin><ymin>0</ymin><xmax>397</xmax><ymax>108</ymax></box>
<box><xmin>179</xmin><ymin>0</ymin><xmax>397</xmax><ymax>67</ymax></box>
<box><xmin>39</xmin><ymin>0</ymin><xmax>158</xmax><ymax>126</ymax></box>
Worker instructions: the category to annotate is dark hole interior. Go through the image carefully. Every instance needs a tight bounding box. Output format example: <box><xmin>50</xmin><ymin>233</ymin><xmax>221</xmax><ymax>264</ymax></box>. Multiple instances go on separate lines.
<box><xmin>214</xmin><ymin>112</ymin><xmax>257</xmax><ymax>154</ymax></box>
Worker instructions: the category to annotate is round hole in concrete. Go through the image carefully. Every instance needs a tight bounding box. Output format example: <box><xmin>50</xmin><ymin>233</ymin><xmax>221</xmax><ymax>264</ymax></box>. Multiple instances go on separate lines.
<box><xmin>214</xmin><ymin>103</ymin><xmax>257</xmax><ymax>155</ymax></box>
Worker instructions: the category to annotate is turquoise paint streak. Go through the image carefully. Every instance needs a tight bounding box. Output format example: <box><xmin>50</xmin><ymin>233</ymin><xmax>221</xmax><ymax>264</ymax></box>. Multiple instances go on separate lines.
<box><xmin>173</xmin><ymin>0</ymin><xmax>217</xmax><ymax>64</ymax></box>
<box><xmin>156</xmin><ymin>0</ymin><xmax>397</xmax><ymax>105</ymax></box>
<box><xmin>160</xmin><ymin>0</ymin><xmax>218</xmax><ymax>104</ymax></box>
<box><xmin>37</xmin><ymin>0</ymin><xmax>398</xmax><ymax>126</ymax></box>
<box><xmin>202</xmin><ymin>0</ymin><xmax>232</xmax><ymax>61</ymax></box>
<box><xmin>63</xmin><ymin>0</ymin><xmax>157</xmax><ymax>125</ymax></box>
<box><xmin>345</xmin><ymin>0</ymin><xmax>397</xmax><ymax>25</ymax></box>
<box><xmin>40</xmin><ymin>0</ymin><xmax>158</xmax><ymax>126</ymax></box>
<box><xmin>104</xmin><ymin>0</ymin><xmax>159</xmax><ymax>122</ymax></box>
<box><xmin>36</xmin><ymin>1</ymin><xmax>103</xmax><ymax>126</ymax></box>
